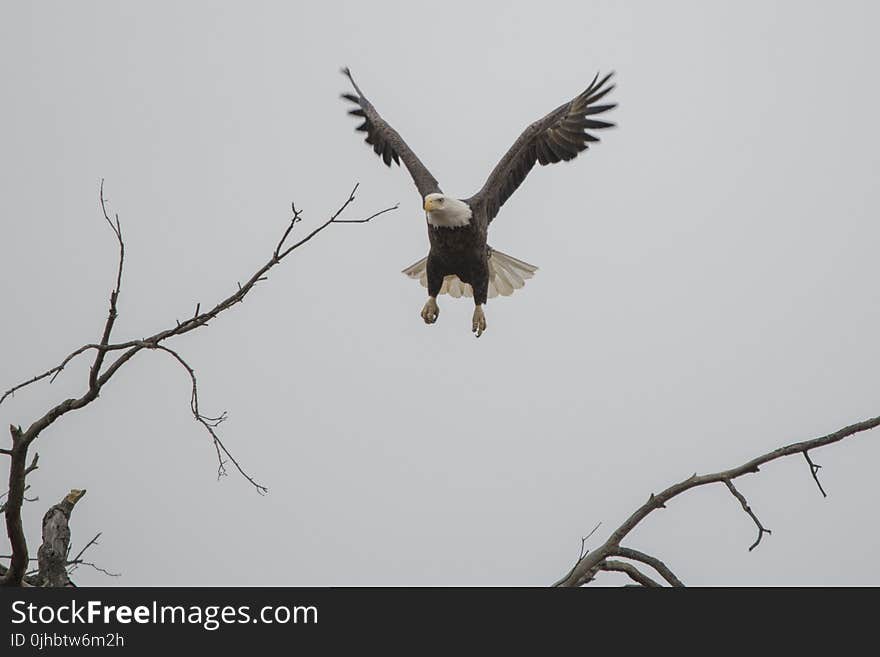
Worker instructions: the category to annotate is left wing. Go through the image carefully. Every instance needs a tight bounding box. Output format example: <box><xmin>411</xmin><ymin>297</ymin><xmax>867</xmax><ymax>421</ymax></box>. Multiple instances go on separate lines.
<box><xmin>466</xmin><ymin>73</ymin><xmax>616</xmax><ymax>223</ymax></box>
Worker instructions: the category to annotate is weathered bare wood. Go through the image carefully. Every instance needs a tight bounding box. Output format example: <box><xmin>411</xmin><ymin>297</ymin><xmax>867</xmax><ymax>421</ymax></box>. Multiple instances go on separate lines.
<box><xmin>600</xmin><ymin>560</ymin><xmax>662</xmax><ymax>587</ymax></box>
<box><xmin>612</xmin><ymin>547</ymin><xmax>684</xmax><ymax>587</ymax></box>
<box><xmin>36</xmin><ymin>489</ymin><xmax>86</xmax><ymax>587</ymax></box>
<box><xmin>2</xmin><ymin>426</ymin><xmax>29</xmax><ymax>587</ymax></box>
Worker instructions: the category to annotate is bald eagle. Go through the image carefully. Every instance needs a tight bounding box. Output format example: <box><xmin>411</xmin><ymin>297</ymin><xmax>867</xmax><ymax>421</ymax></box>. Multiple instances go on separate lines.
<box><xmin>341</xmin><ymin>68</ymin><xmax>616</xmax><ymax>337</ymax></box>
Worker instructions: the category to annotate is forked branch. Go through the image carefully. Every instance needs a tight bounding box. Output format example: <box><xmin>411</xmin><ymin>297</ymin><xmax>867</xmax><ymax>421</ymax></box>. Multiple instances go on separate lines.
<box><xmin>1</xmin><ymin>181</ymin><xmax>396</xmax><ymax>586</ymax></box>
<box><xmin>555</xmin><ymin>414</ymin><xmax>880</xmax><ymax>586</ymax></box>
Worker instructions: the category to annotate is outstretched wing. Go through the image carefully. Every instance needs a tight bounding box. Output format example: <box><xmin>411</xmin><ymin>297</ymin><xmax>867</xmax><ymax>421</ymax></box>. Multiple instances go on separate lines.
<box><xmin>340</xmin><ymin>68</ymin><xmax>441</xmax><ymax>199</ymax></box>
<box><xmin>467</xmin><ymin>73</ymin><xmax>616</xmax><ymax>223</ymax></box>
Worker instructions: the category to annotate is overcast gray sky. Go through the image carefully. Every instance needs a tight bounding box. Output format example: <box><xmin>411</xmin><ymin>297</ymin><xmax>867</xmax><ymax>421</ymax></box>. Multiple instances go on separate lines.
<box><xmin>2</xmin><ymin>1</ymin><xmax>879</xmax><ymax>586</ymax></box>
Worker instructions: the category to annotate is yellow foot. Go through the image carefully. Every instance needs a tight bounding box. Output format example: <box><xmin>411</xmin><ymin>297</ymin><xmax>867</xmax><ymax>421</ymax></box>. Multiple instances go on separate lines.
<box><xmin>421</xmin><ymin>297</ymin><xmax>439</xmax><ymax>324</ymax></box>
<box><xmin>472</xmin><ymin>305</ymin><xmax>486</xmax><ymax>338</ymax></box>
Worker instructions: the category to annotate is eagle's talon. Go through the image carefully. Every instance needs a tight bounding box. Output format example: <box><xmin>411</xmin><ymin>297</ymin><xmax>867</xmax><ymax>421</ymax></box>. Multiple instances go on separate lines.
<box><xmin>472</xmin><ymin>305</ymin><xmax>486</xmax><ymax>338</ymax></box>
<box><xmin>421</xmin><ymin>297</ymin><xmax>439</xmax><ymax>325</ymax></box>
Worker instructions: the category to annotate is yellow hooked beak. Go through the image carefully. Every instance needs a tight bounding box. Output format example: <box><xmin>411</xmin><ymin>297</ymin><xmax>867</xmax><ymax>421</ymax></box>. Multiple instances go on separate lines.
<box><xmin>424</xmin><ymin>197</ymin><xmax>438</xmax><ymax>212</ymax></box>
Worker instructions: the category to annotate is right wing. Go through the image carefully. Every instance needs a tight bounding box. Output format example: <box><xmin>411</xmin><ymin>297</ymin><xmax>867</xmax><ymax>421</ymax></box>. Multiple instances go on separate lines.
<box><xmin>341</xmin><ymin>68</ymin><xmax>442</xmax><ymax>199</ymax></box>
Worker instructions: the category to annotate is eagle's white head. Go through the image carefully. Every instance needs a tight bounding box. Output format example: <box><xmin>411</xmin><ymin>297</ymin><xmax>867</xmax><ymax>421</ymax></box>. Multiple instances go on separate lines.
<box><xmin>424</xmin><ymin>193</ymin><xmax>472</xmax><ymax>228</ymax></box>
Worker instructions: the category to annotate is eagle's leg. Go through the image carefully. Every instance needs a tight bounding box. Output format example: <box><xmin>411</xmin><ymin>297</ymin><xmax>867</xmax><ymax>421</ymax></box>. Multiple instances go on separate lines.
<box><xmin>421</xmin><ymin>297</ymin><xmax>439</xmax><ymax>324</ymax></box>
<box><xmin>472</xmin><ymin>273</ymin><xmax>489</xmax><ymax>338</ymax></box>
<box><xmin>422</xmin><ymin>256</ymin><xmax>443</xmax><ymax>325</ymax></box>
<box><xmin>472</xmin><ymin>305</ymin><xmax>486</xmax><ymax>337</ymax></box>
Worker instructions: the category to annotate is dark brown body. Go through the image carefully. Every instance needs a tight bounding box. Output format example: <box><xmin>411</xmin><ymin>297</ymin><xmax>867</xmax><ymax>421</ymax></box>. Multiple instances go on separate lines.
<box><xmin>426</xmin><ymin>212</ymin><xmax>490</xmax><ymax>304</ymax></box>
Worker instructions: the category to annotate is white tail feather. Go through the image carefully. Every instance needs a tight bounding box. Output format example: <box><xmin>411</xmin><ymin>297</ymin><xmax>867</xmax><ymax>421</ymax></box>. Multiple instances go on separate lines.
<box><xmin>401</xmin><ymin>248</ymin><xmax>538</xmax><ymax>299</ymax></box>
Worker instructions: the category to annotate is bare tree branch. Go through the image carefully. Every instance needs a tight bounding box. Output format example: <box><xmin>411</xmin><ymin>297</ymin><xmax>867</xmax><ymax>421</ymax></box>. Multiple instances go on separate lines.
<box><xmin>1</xmin><ymin>181</ymin><xmax>396</xmax><ymax>586</ymax></box>
<box><xmin>558</xmin><ymin>522</ymin><xmax>602</xmax><ymax>587</ymax></box>
<box><xmin>600</xmin><ymin>560</ymin><xmax>662</xmax><ymax>587</ymax></box>
<box><xmin>612</xmin><ymin>547</ymin><xmax>684</xmax><ymax>587</ymax></box>
<box><xmin>2</xmin><ymin>425</ymin><xmax>31</xmax><ymax>586</ymax></box>
<box><xmin>24</xmin><ymin>452</ymin><xmax>39</xmax><ymax>477</ymax></box>
<box><xmin>4</xmin><ymin>530</ymin><xmax>119</xmax><ymax>581</ymax></box>
<box><xmin>66</xmin><ymin>560</ymin><xmax>120</xmax><ymax>578</ymax></box>
<box><xmin>1</xmin><ymin>183</ymin><xmax>397</xmax><ymax>410</ymax></box>
<box><xmin>723</xmin><ymin>478</ymin><xmax>771</xmax><ymax>551</ymax></box>
<box><xmin>0</xmin><ymin>562</ymin><xmax>38</xmax><ymax>586</ymax></box>
<box><xmin>554</xmin><ymin>413</ymin><xmax>880</xmax><ymax>587</ymax></box>
<box><xmin>152</xmin><ymin>345</ymin><xmax>266</xmax><ymax>493</ymax></box>
<box><xmin>87</xmin><ymin>179</ymin><xmax>125</xmax><ymax>392</ymax></box>
<box><xmin>0</xmin><ymin>485</ymin><xmax>35</xmax><ymax>515</ymax></box>
<box><xmin>65</xmin><ymin>531</ymin><xmax>119</xmax><ymax>578</ymax></box>
<box><xmin>803</xmin><ymin>451</ymin><xmax>827</xmax><ymax>498</ymax></box>
<box><xmin>69</xmin><ymin>531</ymin><xmax>101</xmax><ymax>565</ymax></box>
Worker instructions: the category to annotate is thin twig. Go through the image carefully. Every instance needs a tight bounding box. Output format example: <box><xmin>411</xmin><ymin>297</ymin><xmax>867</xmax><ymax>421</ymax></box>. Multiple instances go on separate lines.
<box><xmin>581</xmin><ymin>522</ymin><xmax>602</xmax><ymax>556</ymax></box>
<box><xmin>66</xmin><ymin>560</ymin><xmax>120</xmax><ymax>578</ymax></box>
<box><xmin>24</xmin><ymin>452</ymin><xmax>39</xmax><ymax>476</ymax></box>
<box><xmin>803</xmin><ymin>451</ymin><xmax>827</xmax><ymax>498</ymax></box>
<box><xmin>559</xmin><ymin>521</ymin><xmax>603</xmax><ymax>587</ymax></box>
<box><xmin>0</xmin><ymin>485</ymin><xmax>33</xmax><ymax>514</ymax></box>
<box><xmin>152</xmin><ymin>345</ymin><xmax>267</xmax><ymax>493</ymax></box>
<box><xmin>69</xmin><ymin>532</ymin><xmax>101</xmax><ymax>565</ymax></box>
<box><xmin>333</xmin><ymin>204</ymin><xmax>399</xmax><ymax>223</ymax></box>
<box><xmin>723</xmin><ymin>478</ymin><xmax>771</xmax><ymax>551</ymax></box>
<box><xmin>88</xmin><ymin>179</ymin><xmax>125</xmax><ymax>392</ymax></box>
